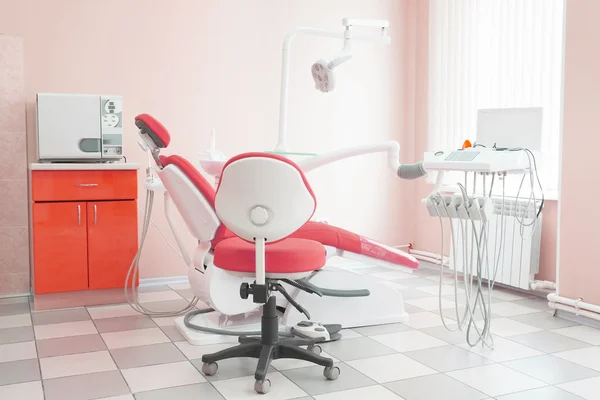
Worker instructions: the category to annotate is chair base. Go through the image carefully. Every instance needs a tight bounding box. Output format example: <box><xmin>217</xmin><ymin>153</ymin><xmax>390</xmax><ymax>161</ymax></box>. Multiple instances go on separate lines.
<box><xmin>201</xmin><ymin>295</ymin><xmax>335</xmax><ymax>383</ymax></box>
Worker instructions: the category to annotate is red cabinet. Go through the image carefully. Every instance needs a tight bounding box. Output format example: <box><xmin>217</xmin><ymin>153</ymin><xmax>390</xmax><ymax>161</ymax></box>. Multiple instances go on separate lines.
<box><xmin>87</xmin><ymin>201</ymin><xmax>138</xmax><ymax>290</ymax></box>
<box><xmin>32</xmin><ymin>202</ymin><xmax>89</xmax><ymax>293</ymax></box>
<box><xmin>32</xmin><ymin>169</ymin><xmax>139</xmax><ymax>294</ymax></box>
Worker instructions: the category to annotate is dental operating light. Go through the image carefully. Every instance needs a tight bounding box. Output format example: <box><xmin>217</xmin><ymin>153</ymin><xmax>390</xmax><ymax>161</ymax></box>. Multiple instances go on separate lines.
<box><xmin>276</xmin><ymin>17</ymin><xmax>391</xmax><ymax>152</ymax></box>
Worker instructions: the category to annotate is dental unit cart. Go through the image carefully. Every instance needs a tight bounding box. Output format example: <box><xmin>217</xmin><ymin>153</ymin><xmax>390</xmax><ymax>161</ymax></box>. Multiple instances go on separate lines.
<box><xmin>423</xmin><ymin>107</ymin><xmax>544</xmax><ymax>349</ymax></box>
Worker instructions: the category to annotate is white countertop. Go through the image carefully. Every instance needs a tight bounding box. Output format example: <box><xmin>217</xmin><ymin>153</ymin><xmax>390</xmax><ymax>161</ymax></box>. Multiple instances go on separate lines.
<box><xmin>30</xmin><ymin>162</ymin><xmax>140</xmax><ymax>171</ymax></box>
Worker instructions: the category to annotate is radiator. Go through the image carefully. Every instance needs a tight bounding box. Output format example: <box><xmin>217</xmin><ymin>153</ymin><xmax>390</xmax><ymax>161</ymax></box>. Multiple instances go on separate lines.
<box><xmin>449</xmin><ymin>197</ymin><xmax>543</xmax><ymax>290</ymax></box>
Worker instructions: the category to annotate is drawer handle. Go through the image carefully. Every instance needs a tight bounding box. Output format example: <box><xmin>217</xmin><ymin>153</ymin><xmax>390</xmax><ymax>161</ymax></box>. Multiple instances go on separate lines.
<box><xmin>77</xmin><ymin>205</ymin><xmax>81</xmax><ymax>226</ymax></box>
<box><xmin>94</xmin><ymin>204</ymin><xmax>97</xmax><ymax>225</ymax></box>
<box><xmin>76</xmin><ymin>183</ymin><xmax>99</xmax><ymax>187</ymax></box>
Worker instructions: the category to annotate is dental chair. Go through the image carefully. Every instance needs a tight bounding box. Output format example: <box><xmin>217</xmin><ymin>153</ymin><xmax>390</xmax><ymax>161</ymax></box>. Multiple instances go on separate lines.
<box><xmin>135</xmin><ymin>113</ymin><xmax>417</xmax><ymax>345</ymax></box>
<box><xmin>200</xmin><ymin>152</ymin><xmax>339</xmax><ymax>394</ymax></box>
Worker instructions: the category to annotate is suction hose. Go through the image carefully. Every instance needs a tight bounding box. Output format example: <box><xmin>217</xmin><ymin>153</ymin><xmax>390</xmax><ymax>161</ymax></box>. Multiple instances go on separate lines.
<box><xmin>398</xmin><ymin>162</ymin><xmax>427</xmax><ymax>180</ymax></box>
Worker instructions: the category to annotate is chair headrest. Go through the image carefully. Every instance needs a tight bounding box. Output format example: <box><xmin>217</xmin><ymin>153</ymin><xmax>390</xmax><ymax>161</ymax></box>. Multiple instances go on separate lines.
<box><xmin>135</xmin><ymin>114</ymin><xmax>171</xmax><ymax>148</ymax></box>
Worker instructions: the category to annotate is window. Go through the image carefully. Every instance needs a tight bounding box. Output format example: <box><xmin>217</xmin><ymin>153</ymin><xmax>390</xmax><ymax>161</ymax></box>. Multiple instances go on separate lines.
<box><xmin>428</xmin><ymin>0</ymin><xmax>565</xmax><ymax>195</ymax></box>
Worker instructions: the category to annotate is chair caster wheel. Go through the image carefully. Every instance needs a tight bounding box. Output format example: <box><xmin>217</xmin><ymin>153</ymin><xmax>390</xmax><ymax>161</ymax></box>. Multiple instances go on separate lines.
<box><xmin>201</xmin><ymin>362</ymin><xmax>218</xmax><ymax>376</ymax></box>
<box><xmin>324</xmin><ymin>366</ymin><xmax>340</xmax><ymax>380</ymax></box>
<box><xmin>308</xmin><ymin>344</ymin><xmax>322</xmax><ymax>355</ymax></box>
<box><xmin>254</xmin><ymin>379</ymin><xmax>271</xmax><ymax>394</ymax></box>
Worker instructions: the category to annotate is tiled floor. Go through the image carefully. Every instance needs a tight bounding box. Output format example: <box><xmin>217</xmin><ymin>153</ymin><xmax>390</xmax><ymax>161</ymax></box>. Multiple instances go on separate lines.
<box><xmin>1</xmin><ymin>264</ymin><xmax>600</xmax><ymax>400</ymax></box>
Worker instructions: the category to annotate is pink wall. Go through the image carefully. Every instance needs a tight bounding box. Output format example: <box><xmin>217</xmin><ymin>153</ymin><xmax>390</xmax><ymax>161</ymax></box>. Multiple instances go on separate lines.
<box><xmin>0</xmin><ymin>35</ymin><xmax>29</xmax><ymax>295</ymax></box>
<box><xmin>0</xmin><ymin>0</ymin><xmax>416</xmax><ymax>280</ymax></box>
<box><xmin>409</xmin><ymin>0</ymin><xmax>559</xmax><ymax>283</ymax></box>
<box><xmin>558</xmin><ymin>0</ymin><xmax>600</xmax><ymax>304</ymax></box>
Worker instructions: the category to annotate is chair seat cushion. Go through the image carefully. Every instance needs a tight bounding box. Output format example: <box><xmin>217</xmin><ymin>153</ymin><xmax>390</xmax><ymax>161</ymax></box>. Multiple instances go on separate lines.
<box><xmin>214</xmin><ymin>237</ymin><xmax>326</xmax><ymax>274</ymax></box>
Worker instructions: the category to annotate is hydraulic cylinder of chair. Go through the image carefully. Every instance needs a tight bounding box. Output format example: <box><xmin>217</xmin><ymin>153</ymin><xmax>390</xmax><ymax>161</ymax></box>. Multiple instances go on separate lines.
<box><xmin>261</xmin><ymin>296</ymin><xmax>280</xmax><ymax>345</ymax></box>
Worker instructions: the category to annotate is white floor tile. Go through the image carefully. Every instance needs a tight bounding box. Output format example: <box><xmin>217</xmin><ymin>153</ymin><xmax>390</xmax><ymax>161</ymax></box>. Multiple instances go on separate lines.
<box><xmin>0</xmin><ymin>313</ymin><xmax>31</xmax><ymax>329</ymax></box>
<box><xmin>371</xmin><ymin>330</ymin><xmax>448</xmax><ymax>352</ymax></box>
<box><xmin>0</xmin><ymin>341</ymin><xmax>37</xmax><ymax>362</ymax></box>
<box><xmin>0</xmin><ymin>381</ymin><xmax>44</xmax><ymax>400</ymax></box>
<box><xmin>490</xmin><ymin>318</ymin><xmax>543</xmax><ymax>337</ymax></box>
<box><xmin>121</xmin><ymin>361</ymin><xmax>205</xmax><ymax>393</ymax></box>
<box><xmin>87</xmin><ymin>304</ymin><xmax>140</xmax><ymax>320</ymax></box>
<box><xmin>136</xmin><ymin>291</ymin><xmax>183</xmax><ymax>303</ymax></box>
<box><xmin>491</xmin><ymin>302</ymin><xmax>539</xmax><ymax>317</ymax></box>
<box><xmin>314</xmin><ymin>385</ymin><xmax>404</xmax><ymax>400</ymax></box>
<box><xmin>347</xmin><ymin>353</ymin><xmax>436</xmax><ymax>383</ymax></box>
<box><xmin>447</xmin><ymin>364</ymin><xmax>546</xmax><ymax>397</ymax></box>
<box><xmin>34</xmin><ymin>320</ymin><xmax>97</xmax><ymax>340</ymax></box>
<box><xmin>552</xmin><ymin>325</ymin><xmax>600</xmax><ymax>345</ymax></box>
<box><xmin>40</xmin><ymin>350</ymin><xmax>117</xmax><ymax>379</ymax></box>
<box><xmin>405</xmin><ymin>297</ymin><xmax>455</xmax><ymax>311</ymax></box>
<box><xmin>460</xmin><ymin>336</ymin><xmax>543</xmax><ymax>362</ymax></box>
<box><xmin>101</xmin><ymin>328</ymin><xmax>170</xmax><ymax>349</ymax></box>
<box><xmin>418</xmin><ymin>285</ymin><xmax>465</xmax><ymax>296</ymax></box>
<box><xmin>211</xmin><ymin>371</ymin><xmax>307</xmax><ymax>400</ymax></box>
<box><xmin>558</xmin><ymin>376</ymin><xmax>600</xmax><ymax>400</ymax></box>
<box><xmin>404</xmin><ymin>311</ymin><xmax>453</xmax><ymax>329</ymax></box>
<box><xmin>96</xmin><ymin>395</ymin><xmax>135</xmax><ymax>400</ymax></box>
<box><xmin>175</xmin><ymin>341</ymin><xmax>232</xmax><ymax>360</ymax></box>
<box><xmin>486</xmin><ymin>289</ymin><xmax>527</xmax><ymax>301</ymax></box>
<box><xmin>270</xmin><ymin>351</ymin><xmax>338</xmax><ymax>371</ymax></box>
<box><xmin>554</xmin><ymin>346</ymin><xmax>600</xmax><ymax>371</ymax></box>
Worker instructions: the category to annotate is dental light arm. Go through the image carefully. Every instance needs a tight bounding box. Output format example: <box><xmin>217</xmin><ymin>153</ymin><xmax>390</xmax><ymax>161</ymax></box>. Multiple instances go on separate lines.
<box><xmin>277</xmin><ymin>18</ymin><xmax>391</xmax><ymax>152</ymax></box>
<box><xmin>298</xmin><ymin>141</ymin><xmax>427</xmax><ymax>180</ymax></box>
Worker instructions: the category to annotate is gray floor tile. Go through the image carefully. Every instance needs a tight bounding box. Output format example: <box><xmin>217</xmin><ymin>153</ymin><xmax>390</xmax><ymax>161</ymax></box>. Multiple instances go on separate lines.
<box><xmin>134</xmin><ymin>382</ymin><xmax>225</xmax><ymax>399</ymax></box>
<box><xmin>191</xmin><ymin>357</ymin><xmax>276</xmax><ymax>381</ymax></box>
<box><xmin>320</xmin><ymin>337</ymin><xmax>397</xmax><ymax>361</ymax></box>
<box><xmin>354</xmin><ymin>266</ymin><xmax>394</xmax><ymax>275</ymax></box>
<box><xmin>94</xmin><ymin>315</ymin><xmax>157</xmax><ymax>333</ymax></box>
<box><xmin>0</xmin><ymin>301</ymin><xmax>30</xmax><ymax>316</ymax></box>
<box><xmin>509</xmin><ymin>312</ymin><xmax>579</xmax><ymax>330</ymax></box>
<box><xmin>160</xmin><ymin>325</ymin><xmax>186</xmax><ymax>342</ymax></box>
<box><xmin>137</xmin><ymin>284</ymin><xmax>173</xmax><ymax>293</ymax></box>
<box><xmin>0</xmin><ymin>358</ymin><xmax>41</xmax><ymax>386</ymax></box>
<box><xmin>43</xmin><ymin>370</ymin><xmax>130</xmax><ymax>400</ymax></box>
<box><xmin>503</xmin><ymin>354</ymin><xmax>600</xmax><ymax>384</ymax></box>
<box><xmin>110</xmin><ymin>342</ymin><xmax>186</xmax><ymax>369</ymax></box>
<box><xmin>353</xmin><ymin>323</ymin><xmax>412</xmax><ymax>337</ymax></box>
<box><xmin>175</xmin><ymin>288</ymin><xmax>195</xmax><ymax>300</ymax></box>
<box><xmin>37</xmin><ymin>333</ymin><xmax>107</xmax><ymax>358</ymax></box>
<box><xmin>495</xmin><ymin>386</ymin><xmax>585</xmax><ymax>400</ymax></box>
<box><xmin>509</xmin><ymin>297</ymin><xmax>552</xmax><ymax>311</ymax></box>
<box><xmin>509</xmin><ymin>331</ymin><xmax>592</xmax><ymax>353</ymax></box>
<box><xmin>31</xmin><ymin>307</ymin><xmax>90</xmax><ymax>326</ymax></box>
<box><xmin>404</xmin><ymin>345</ymin><xmax>493</xmax><ymax>372</ymax></box>
<box><xmin>419</xmin><ymin>325</ymin><xmax>469</xmax><ymax>345</ymax></box>
<box><xmin>442</xmin><ymin>293</ymin><xmax>503</xmax><ymax>305</ymax></box>
<box><xmin>281</xmin><ymin>363</ymin><xmax>376</xmax><ymax>396</ymax></box>
<box><xmin>404</xmin><ymin>304</ymin><xmax>426</xmax><ymax>314</ymax></box>
<box><xmin>384</xmin><ymin>373</ymin><xmax>488</xmax><ymax>400</ymax></box>
<box><xmin>412</xmin><ymin>268</ymin><xmax>439</xmax><ymax>277</ymax></box>
<box><xmin>0</xmin><ymin>325</ymin><xmax>35</xmax><ymax>344</ymax></box>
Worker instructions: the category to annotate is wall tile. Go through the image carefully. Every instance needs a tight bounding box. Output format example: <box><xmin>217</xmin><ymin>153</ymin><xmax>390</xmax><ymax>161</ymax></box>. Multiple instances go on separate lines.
<box><xmin>0</xmin><ymin>36</ymin><xmax>25</xmax><ymax>134</ymax></box>
<box><xmin>0</xmin><ymin>227</ymin><xmax>30</xmax><ymax>275</ymax></box>
<box><xmin>0</xmin><ymin>273</ymin><xmax>30</xmax><ymax>295</ymax></box>
<box><xmin>0</xmin><ymin>133</ymin><xmax>27</xmax><ymax>179</ymax></box>
<box><xmin>0</xmin><ymin>180</ymin><xmax>28</xmax><ymax>227</ymax></box>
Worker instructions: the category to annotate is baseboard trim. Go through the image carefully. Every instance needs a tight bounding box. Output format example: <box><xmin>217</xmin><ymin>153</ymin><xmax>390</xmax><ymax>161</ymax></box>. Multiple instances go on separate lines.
<box><xmin>139</xmin><ymin>276</ymin><xmax>189</xmax><ymax>287</ymax></box>
<box><xmin>0</xmin><ymin>292</ymin><xmax>31</xmax><ymax>300</ymax></box>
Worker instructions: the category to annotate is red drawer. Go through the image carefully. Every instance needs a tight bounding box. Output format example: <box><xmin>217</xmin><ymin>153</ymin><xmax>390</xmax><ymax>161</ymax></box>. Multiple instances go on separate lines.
<box><xmin>32</xmin><ymin>170</ymin><xmax>138</xmax><ymax>202</ymax></box>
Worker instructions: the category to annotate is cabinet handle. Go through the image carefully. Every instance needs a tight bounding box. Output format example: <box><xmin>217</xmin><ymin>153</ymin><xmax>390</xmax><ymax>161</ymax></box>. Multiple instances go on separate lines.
<box><xmin>76</xmin><ymin>183</ymin><xmax>98</xmax><ymax>187</ymax></box>
<box><xmin>94</xmin><ymin>204</ymin><xmax>97</xmax><ymax>225</ymax></box>
<box><xmin>77</xmin><ymin>205</ymin><xmax>81</xmax><ymax>226</ymax></box>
